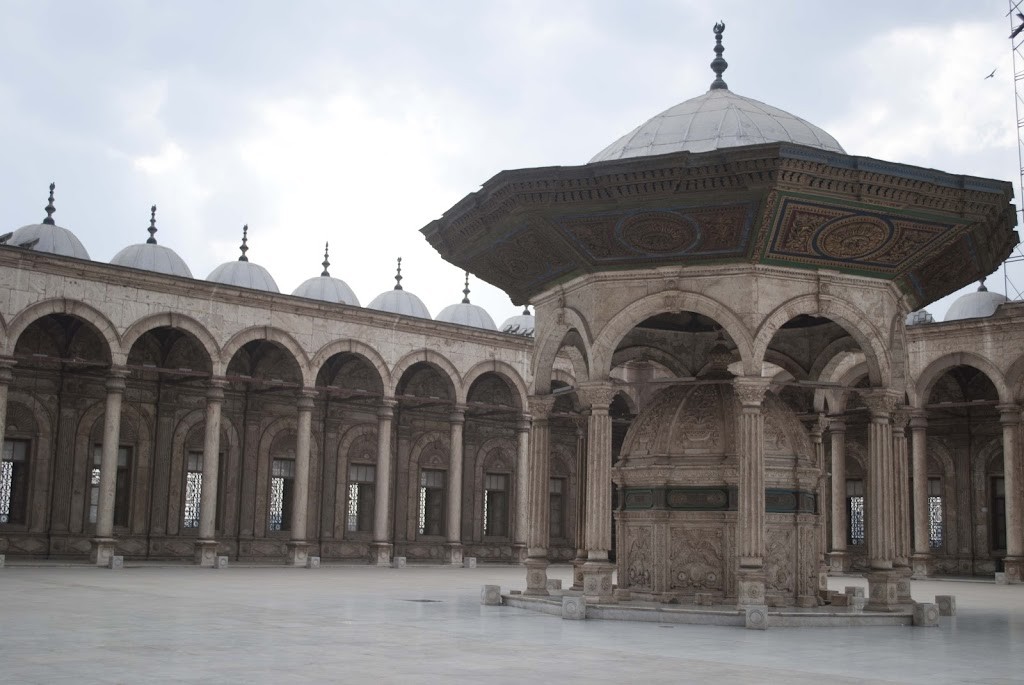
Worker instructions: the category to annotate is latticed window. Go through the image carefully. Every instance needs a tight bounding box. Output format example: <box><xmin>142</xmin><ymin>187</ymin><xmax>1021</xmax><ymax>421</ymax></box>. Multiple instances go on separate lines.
<box><xmin>483</xmin><ymin>473</ymin><xmax>508</xmax><ymax>537</ymax></box>
<box><xmin>1</xmin><ymin>439</ymin><xmax>29</xmax><ymax>525</ymax></box>
<box><xmin>183</xmin><ymin>451</ymin><xmax>203</xmax><ymax>529</ymax></box>
<box><xmin>418</xmin><ymin>469</ymin><xmax>445</xmax><ymax>536</ymax></box>
<box><xmin>847</xmin><ymin>479</ymin><xmax>865</xmax><ymax>546</ymax></box>
<box><xmin>927</xmin><ymin>477</ymin><xmax>943</xmax><ymax>549</ymax></box>
<box><xmin>89</xmin><ymin>445</ymin><xmax>132</xmax><ymax>527</ymax></box>
<box><xmin>992</xmin><ymin>477</ymin><xmax>1006</xmax><ymax>551</ymax></box>
<box><xmin>269</xmin><ymin>458</ymin><xmax>295</xmax><ymax>532</ymax></box>
<box><xmin>346</xmin><ymin>464</ymin><xmax>376</xmax><ymax>533</ymax></box>
<box><xmin>549</xmin><ymin>477</ymin><xmax>565</xmax><ymax>539</ymax></box>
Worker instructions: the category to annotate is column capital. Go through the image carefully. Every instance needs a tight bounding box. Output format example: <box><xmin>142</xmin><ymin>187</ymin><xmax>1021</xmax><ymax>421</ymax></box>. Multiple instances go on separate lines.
<box><xmin>909</xmin><ymin>410</ymin><xmax>928</xmax><ymax>430</ymax></box>
<box><xmin>516</xmin><ymin>414</ymin><xmax>532</xmax><ymax>433</ymax></box>
<box><xmin>528</xmin><ymin>394</ymin><xmax>557</xmax><ymax>419</ymax></box>
<box><xmin>891</xmin><ymin>407</ymin><xmax>910</xmax><ymax>433</ymax></box>
<box><xmin>859</xmin><ymin>389</ymin><xmax>900</xmax><ymax>418</ymax></box>
<box><xmin>206</xmin><ymin>378</ymin><xmax>229</xmax><ymax>403</ymax></box>
<box><xmin>0</xmin><ymin>356</ymin><xmax>16</xmax><ymax>383</ymax></box>
<box><xmin>378</xmin><ymin>397</ymin><xmax>397</xmax><ymax>418</ymax></box>
<box><xmin>733</xmin><ymin>377</ymin><xmax>770</xmax><ymax>407</ymax></box>
<box><xmin>997</xmin><ymin>403</ymin><xmax>1021</xmax><ymax>425</ymax></box>
<box><xmin>828</xmin><ymin>416</ymin><xmax>846</xmax><ymax>433</ymax></box>
<box><xmin>105</xmin><ymin>367</ymin><xmax>130</xmax><ymax>393</ymax></box>
<box><xmin>449</xmin><ymin>404</ymin><xmax>467</xmax><ymax>424</ymax></box>
<box><xmin>576</xmin><ymin>381</ymin><xmax>618</xmax><ymax>412</ymax></box>
<box><xmin>296</xmin><ymin>388</ymin><xmax>317</xmax><ymax>412</ymax></box>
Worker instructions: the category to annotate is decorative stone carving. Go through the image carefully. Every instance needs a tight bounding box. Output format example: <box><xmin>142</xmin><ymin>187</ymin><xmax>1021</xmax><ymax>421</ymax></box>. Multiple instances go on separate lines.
<box><xmin>107</xmin><ymin>555</ymin><xmax>124</xmax><ymax>569</ymax></box>
<box><xmin>561</xmin><ymin>595</ymin><xmax>586</xmax><ymax>620</ymax></box>
<box><xmin>480</xmin><ymin>585</ymin><xmax>502</xmax><ymax>606</ymax></box>
<box><xmin>764</xmin><ymin>529</ymin><xmax>795</xmax><ymax>595</ymax></box>
<box><xmin>744</xmin><ymin>605</ymin><xmax>768</xmax><ymax>630</ymax></box>
<box><xmin>668</xmin><ymin>527</ymin><xmax>724</xmax><ymax>591</ymax></box>
<box><xmin>625</xmin><ymin>526</ymin><xmax>653</xmax><ymax>591</ymax></box>
<box><xmin>306</xmin><ymin>556</ymin><xmax>321</xmax><ymax>569</ymax></box>
<box><xmin>912</xmin><ymin>602</ymin><xmax>940</xmax><ymax>627</ymax></box>
<box><xmin>935</xmin><ymin>595</ymin><xmax>956</xmax><ymax>616</ymax></box>
<box><xmin>391</xmin><ymin>556</ymin><xmax>407</xmax><ymax>568</ymax></box>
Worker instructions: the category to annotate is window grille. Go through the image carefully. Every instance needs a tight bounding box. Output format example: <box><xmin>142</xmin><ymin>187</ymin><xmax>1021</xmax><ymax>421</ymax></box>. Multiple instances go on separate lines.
<box><xmin>483</xmin><ymin>473</ymin><xmax>508</xmax><ymax>537</ymax></box>
<box><xmin>183</xmin><ymin>451</ymin><xmax>203</xmax><ymax>529</ymax></box>
<box><xmin>89</xmin><ymin>445</ymin><xmax>132</xmax><ymax>526</ymax></box>
<box><xmin>927</xmin><ymin>477</ymin><xmax>943</xmax><ymax>549</ymax></box>
<box><xmin>269</xmin><ymin>458</ymin><xmax>295</xmax><ymax>532</ymax></box>
<box><xmin>847</xmin><ymin>479</ymin><xmax>865</xmax><ymax>546</ymax></box>
<box><xmin>418</xmin><ymin>469</ymin><xmax>445</xmax><ymax>536</ymax></box>
<box><xmin>1</xmin><ymin>439</ymin><xmax>28</xmax><ymax>525</ymax></box>
<box><xmin>346</xmin><ymin>464</ymin><xmax>376</xmax><ymax>533</ymax></box>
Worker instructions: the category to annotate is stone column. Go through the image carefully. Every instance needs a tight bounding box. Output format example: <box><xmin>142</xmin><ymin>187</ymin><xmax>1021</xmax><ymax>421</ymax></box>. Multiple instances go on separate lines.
<box><xmin>195</xmin><ymin>379</ymin><xmax>228</xmax><ymax>566</ymax></box>
<box><xmin>909</xmin><ymin>411</ymin><xmax>930</xmax><ymax>577</ymax></box>
<box><xmin>286</xmin><ymin>389</ymin><xmax>317</xmax><ymax>566</ymax></box>
<box><xmin>445</xmin><ymin>405</ymin><xmax>466</xmax><ymax>565</ymax></box>
<box><xmin>91</xmin><ymin>368</ymin><xmax>129</xmax><ymax>566</ymax></box>
<box><xmin>891</xmin><ymin>409</ymin><xmax>912</xmax><ymax>601</ymax></box>
<box><xmin>524</xmin><ymin>394</ymin><xmax>555</xmax><ymax>595</ymax></box>
<box><xmin>0</xmin><ymin>358</ymin><xmax>15</xmax><ymax>449</ymax></box>
<box><xmin>513</xmin><ymin>414</ymin><xmax>531</xmax><ymax>563</ymax></box>
<box><xmin>808</xmin><ymin>415</ymin><xmax>829</xmax><ymax>594</ymax></box>
<box><xmin>371</xmin><ymin>398</ymin><xmax>397</xmax><ymax>566</ymax></box>
<box><xmin>571</xmin><ymin>418</ymin><xmax>587</xmax><ymax>591</ymax></box>
<box><xmin>578</xmin><ymin>382</ymin><xmax>618</xmax><ymax>603</ymax></box>
<box><xmin>734</xmin><ymin>377</ymin><xmax>769</xmax><ymax>606</ymax></box>
<box><xmin>998</xmin><ymin>404</ymin><xmax>1023</xmax><ymax>583</ymax></box>
<box><xmin>862</xmin><ymin>390</ymin><xmax>900</xmax><ymax>610</ymax></box>
<box><xmin>828</xmin><ymin>417</ymin><xmax>847</xmax><ymax>574</ymax></box>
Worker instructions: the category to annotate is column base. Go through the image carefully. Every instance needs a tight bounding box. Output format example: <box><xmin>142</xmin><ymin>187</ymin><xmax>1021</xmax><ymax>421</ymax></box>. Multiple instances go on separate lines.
<box><xmin>827</xmin><ymin>551</ymin><xmax>847</xmax><ymax>575</ymax></box>
<box><xmin>286</xmin><ymin>541</ymin><xmax>309</xmax><ymax>567</ymax></box>
<box><xmin>511</xmin><ymin>543</ymin><xmax>527</xmax><ymax>564</ymax></box>
<box><xmin>571</xmin><ymin>553</ymin><xmax>587</xmax><ymax>591</ymax></box>
<box><xmin>369</xmin><ymin>542</ymin><xmax>392</xmax><ymax>567</ymax></box>
<box><xmin>1003</xmin><ymin>556</ymin><xmax>1024</xmax><ymax>584</ymax></box>
<box><xmin>524</xmin><ymin>557</ymin><xmax>550</xmax><ymax>596</ymax></box>
<box><xmin>90</xmin><ymin>538</ymin><xmax>117</xmax><ymax>567</ymax></box>
<box><xmin>895</xmin><ymin>565</ymin><xmax>913</xmax><ymax>602</ymax></box>
<box><xmin>194</xmin><ymin>540</ymin><xmax>219</xmax><ymax>567</ymax></box>
<box><xmin>866</xmin><ymin>570</ymin><xmax>900</xmax><ymax>611</ymax></box>
<box><xmin>582</xmin><ymin>560</ymin><xmax>616</xmax><ymax>604</ymax></box>
<box><xmin>736</xmin><ymin>569</ymin><xmax>767</xmax><ymax>606</ymax></box>
<box><xmin>910</xmin><ymin>553</ymin><xmax>931</xmax><ymax>579</ymax></box>
<box><xmin>446</xmin><ymin>543</ymin><xmax>464</xmax><ymax>566</ymax></box>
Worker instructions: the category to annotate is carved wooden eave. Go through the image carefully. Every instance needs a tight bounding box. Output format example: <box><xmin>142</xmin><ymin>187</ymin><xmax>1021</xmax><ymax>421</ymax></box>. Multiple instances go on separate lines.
<box><xmin>421</xmin><ymin>142</ymin><xmax>1017</xmax><ymax>309</ymax></box>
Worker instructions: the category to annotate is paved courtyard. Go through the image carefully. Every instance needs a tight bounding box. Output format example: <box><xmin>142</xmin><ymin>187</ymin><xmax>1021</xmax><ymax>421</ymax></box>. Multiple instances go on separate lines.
<box><xmin>1</xmin><ymin>563</ymin><xmax>1023</xmax><ymax>684</ymax></box>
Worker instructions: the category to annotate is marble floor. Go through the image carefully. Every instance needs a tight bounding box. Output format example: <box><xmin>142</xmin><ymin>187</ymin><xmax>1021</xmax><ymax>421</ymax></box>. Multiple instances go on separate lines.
<box><xmin>1</xmin><ymin>562</ymin><xmax>1022</xmax><ymax>684</ymax></box>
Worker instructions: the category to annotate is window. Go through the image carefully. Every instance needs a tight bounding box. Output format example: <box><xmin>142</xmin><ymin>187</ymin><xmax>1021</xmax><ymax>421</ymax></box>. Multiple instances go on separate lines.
<box><xmin>992</xmin><ymin>477</ymin><xmax>1006</xmax><ymax>551</ymax></box>
<box><xmin>927</xmin><ymin>477</ymin><xmax>943</xmax><ymax>549</ymax></box>
<box><xmin>89</xmin><ymin>445</ymin><xmax>132</xmax><ymax>527</ymax></box>
<box><xmin>549</xmin><ymin>477</ymin><xmax>565</xmax><ymax>539</ymax></box>
<box><xmin>846</xmin><ymin>479</ymin><xmax>865</xmax><ymax>546</ymax></box>
<box><xmin>483</xmin><ymin>473</ymin><xmax>509</xmax><ymax>537</ymax></box>
<box><xmin>269</xmin><ymin>458</ymin><xmax>295</xmax><ymax>532</ymax></box>
<box><xmin>1</xmin><ymin>439</ymin><xmax>29</xmax><ymax>525</ymax></box>
<box><xmin>418</xmin><ymin>469</ymin><xmax>445</xmax><ymax>536</ymax></box>
<box><xmin>346</xmin><ymin>464</ymin><xmax>376</xmax><ymax>533</ymax></box>
<box><xmin>183</xmin><ymin>451</ymin><xmax>203</xmax><ymax>529</ymax></box>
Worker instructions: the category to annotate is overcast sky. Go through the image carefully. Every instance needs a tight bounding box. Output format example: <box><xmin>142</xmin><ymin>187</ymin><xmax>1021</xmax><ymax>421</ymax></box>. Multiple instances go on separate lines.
<box><xmin>1</xmin><ymin>0</ymin><xmax>1021</xmax><ymax>326</ymax></box>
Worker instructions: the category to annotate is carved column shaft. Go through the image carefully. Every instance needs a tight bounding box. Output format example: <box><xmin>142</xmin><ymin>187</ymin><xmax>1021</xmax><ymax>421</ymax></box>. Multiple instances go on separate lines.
<box><xmin>525</xmin><ymin>396</ymin><xmax>554</xmax><ymax>556</ymax></box>
<box><xmin>910</xmin><ymin>413</ymin><xmax>929</xmax><ymax>556</ymax></box>
<box><xmin>864</xmin><ymin>392</ymin><xmax>896</xmax><ymax>569</ymax></box>
<box><xmin>581</xmin><ymin>383</ymin><xmax>616</xmax><ymax>561</ymax></box>
<box><xmin>514</xmin><ymin>416</ymin><xmax>531</xmax><ymax>548</ymax></box>
<box><xmin>999</xmin><ymin>405</ymin><xmax>1023</xmax><ymax>559</ymax></box>
<box><xmin>574</xmin><ymin>419</ymin><xmax>588</xmax><ymax>556</ymax></box>
<box><xmin>198</xmin><ymin>381</ymin><xmax>227</xmax><ymax>541</ymax></box>
<box><xmin>95</xmin><ymin>371</ymin><xmax>128</xmax><ymax>539</ymax></box>
<box><xmin>809</xmin><ymin>417</ymin><xmax>826</xmax><ymax>564</ymax></box>
<box><xmin>892</xmin><ymin>411</ymin><xmax>910</xmax><ymax>565</ymax></box>
<box><xmin>290</xmin><ymin>391</ymin><xmax>316</xmax><ymax>544</ymax></box>
<box><xmin>446</xmin><ymin>406</ymin><xmax>466</xmax><ymax>545</ymax></box>
<box><xmin>372</xmin><ymin>400</ymin><xmax>396</xmax><ymax>544</ymax></box>
<box><xmin>829</xmin><ymin>419</ymin><xmax>847</xmax><ymax>556</ymax></box>
<box><xmin>736</xmin><ymin>382</ymin><xmax>766</xmax><ymax>566</ymax></box>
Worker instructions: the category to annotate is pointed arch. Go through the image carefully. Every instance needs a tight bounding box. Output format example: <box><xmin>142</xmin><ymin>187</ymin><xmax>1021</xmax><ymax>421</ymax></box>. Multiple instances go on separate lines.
<box><xmin>531</xmin><ymin>305</ymin><xmax>593</xmax><ymax>395</ymax></box>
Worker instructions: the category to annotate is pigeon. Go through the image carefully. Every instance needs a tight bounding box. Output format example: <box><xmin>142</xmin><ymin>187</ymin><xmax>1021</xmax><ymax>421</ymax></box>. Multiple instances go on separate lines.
<box><xmin>985</xmin><ymin>68</ymin><xmax>997</xmax><ymax>79</ymax></box>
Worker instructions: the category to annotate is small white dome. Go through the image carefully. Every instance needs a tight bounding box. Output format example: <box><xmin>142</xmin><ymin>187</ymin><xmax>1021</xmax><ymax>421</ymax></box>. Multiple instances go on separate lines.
<box><xmin>292</xmin><ymin>276</ymin><xmax>360</xmax><ymax>306</ymax></box>
<box><xmin>368</xmin><ymin>289</ymin><xmax>430</xmax><ymax>318</ymax></box>
<box><xmin>945</xmin><ymin>285</ymin><xmax>1008</xmax><ymax>321</ymax></box>
<box><xmin>112</xmin><ymin>243</ymin><xmax>193</xmax><ymax>278</ymax></box>
<box><xmin>437</xmin><ymin>302</ymin><xmax>496</xmax><ymax>330</ymax></box>
<box><xmin>206</xmin><ymin>225</ymin><xmax>279</xmax><ymax>292</ymax></box>
<box><xmin>500</xmin><ymin>308</ymin><xmax>535</xmax><ymax>337</ymax></box>
<box><xmin>6</xmin><ymin>222</ymin><xmax>91</xmax><ymax>260</ymax></box>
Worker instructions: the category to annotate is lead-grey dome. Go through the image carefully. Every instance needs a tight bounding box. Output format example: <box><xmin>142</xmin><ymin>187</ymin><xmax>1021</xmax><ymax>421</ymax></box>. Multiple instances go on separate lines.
<box><xmin>291</xmin><ymin>243</ymin><xmax>360</xmax><ymax>305</ymax></box>
<box><xmin>945</xmin><ymin>282</ymin><xmax>1008</xmax><ymax>321</ymax></box>
<box><xmin>435</xmin><ymin>273</ymin><xmax>496</xmax><ymax>330</ymax></box>
<box><xmin>367</xmin><ymin>257</ymin><xmax>431</xmax><ymax>319</ymax></box>
<box><xmin>206</xmin><ymin>225</ymin><xmax>279</xmax><ymax>293</ymax></box>
<box><xmin>500</xmin><ymin>306</ymin><xmax>535</xmax><ymax>337</ymax></box>
<box><xmin>110</xmin><ymin>206</ymin><xmax>192</xmax><ymax>278</ymax></box>
<box><xmin>3</xmin><ymin>183</ymin><xmax>90</xmax><ymax>260</ymax></box>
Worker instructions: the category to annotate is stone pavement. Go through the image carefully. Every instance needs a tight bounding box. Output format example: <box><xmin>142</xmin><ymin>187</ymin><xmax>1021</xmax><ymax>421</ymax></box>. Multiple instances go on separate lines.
<box><xmin>1</xmin><ymin>563</ymin><xmax>1022</xmax><ymax>684</ymax></box>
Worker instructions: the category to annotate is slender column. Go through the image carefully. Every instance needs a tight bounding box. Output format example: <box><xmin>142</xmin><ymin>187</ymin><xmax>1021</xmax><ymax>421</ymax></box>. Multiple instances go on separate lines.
<box><xmin>92</xmin><ymin>368</ymin><xmax>129</xmax><ymax>566</ymax></box>
<box><xmin>571</xmin><ymin>417</ymin><xmax>587</xmax><ymax>591</ymax></box>
<box><xmin>891</xmin><ymin>409</ymin><xmax>913</xmax><ymax>601</ymax></box>
<box><xmin>195</xmin><ymin>379</ymin><xmax>228</xmax><ymax>566</ymax></box>
<box><xmin>734</xmin><ymin>377</ymin><xmax>768</xmax><ymax>606</ymax></box>
<box><xmin>0</xmin><ymin>359</ymin><xmax>15</xmax><ymax>448</ymax></box>
<box><xmin>998</xmin><ymin>404</ymin><xmax>1024</xmax><ymax>583</ymax></box>
<box><xmin>524</xmin><ymin>394</ymin><xmax>555</xmax><ymax>595</ymax></box>
<box><xmin>828</xmin><ymin>417</ymin><xmax>847</xmax><ymax>574</ymax></box>
<box><xmin>862</xmin><ymin>390</ymin><xmax>900</xmax><ymax>610</ymax></box>
<box><xmin>371</xmin><ymin>398</ymin><xmax>396</xmax><ymax>566</ymax></box>
<box><xmin>808</xmin><ymin>415</ymin><xmax>829</xmax><ymax>593</ymax></box>
<box><xmin>445</xmin><ymin>405</ymin><xmax>466</xmax><ymax>565</ymax></box>
<box><xmin>909</xmin><ymin>411</ymin><xmax>930</xmax><ymax>577</ymax></box>
<box><xmin>513</xmin><ymin>414</ymin><xmax>531</xmax><ymax>563</ymax></box>
<box><xmin>287</xmin><ymin>389</ymin><xmax>317</xmax><ymax>566</ymax></box>
<box><xmin>578</xmin><ymin>381</ymin><xmax>618</xmax><ymax>603</ymax></box>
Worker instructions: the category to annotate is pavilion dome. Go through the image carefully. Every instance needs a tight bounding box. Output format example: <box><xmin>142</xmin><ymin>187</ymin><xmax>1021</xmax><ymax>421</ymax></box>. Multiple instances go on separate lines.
<box><xmin>589</xmin><ymin>25</ymin><xmax>844</xmax><ymax>163</ymax></box>
<box><xmin>367</xmin><ymin>258</ymin><xmax>431</xmax><ymax>319</ymax></box>
<box><xmin>291</xmin><ymin>243</ymin><xmax>360</xmax><ymax>306</ymax></box>
<box><xmin>435</xmin><ymin>273</ymin><xmax>496</xmax><ymax>330</ymax></box>
<box><xmin>944</xmin><ymin>281</ymin><xmax>1008</xmax><ymax>321</ymax></box>
<box><xmin>3</xmin><ymin>183</ymin><xmax>90</xmax><ymax>260</ymax></box>
<box><xmin>500</xmin><ymin>306</ymin><xmax>535</xmax><ymax>337</ymax></box>
<box><xmin>110</xmin><ymin>206</ymin><xmax>193</xmax><ymax>278</ymax></box>
<box><xmin>206</xmin><ymin>225</ymin><xmax>279</xmax><ymax>293</ymax></box>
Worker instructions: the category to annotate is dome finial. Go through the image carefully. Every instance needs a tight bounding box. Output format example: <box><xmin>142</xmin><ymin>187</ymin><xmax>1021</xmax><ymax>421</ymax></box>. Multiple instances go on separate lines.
<box><xmin>42</xmin><ymin>182</ymin><xmax>56</xmax><ymax>225</ymax></box>
<box><xmin>978</xmin><ymin>278</ymin><xmax>988</xmax><ymax>292</ymax></box>
<box><xmin>321</xmin><ymin>242</ymin><xmax>331</xmax><ymax>277</ymax></box>
<box><xmin>462</xmin><ymin>271</ymin><xmax>471</xmax><ymax>304</ymax></box>
<box><xmin>146</xmin><ymin>205</ymin><xmax>158</xmax><ymax>244</ymax></box>
<box><xmin>523</xmin><ymin>304</ymin><xmax>531</xmax><ymax>316</ymax></box>
<box><xmin>710</xmin><ymin>21</ymin><xmax>729</xmax><ymax>91</ymax></box>
<box><xmin>394</xmin><ymin>257</ymin><xmax>403</xmax><ymax>290</ymax></box>
<box><xmin>238</xmin><ymin>225</ymin><xmax>249</xmax><ymax>262</ymax></box>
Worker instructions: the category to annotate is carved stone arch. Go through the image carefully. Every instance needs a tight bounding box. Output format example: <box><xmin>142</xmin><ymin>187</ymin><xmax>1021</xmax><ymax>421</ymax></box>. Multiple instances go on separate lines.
<box><xmin>845</xmin><ymin>439</ymin><xmax>867</xmax><ymax>477</ymax></box>
<box><xmin>4</xmin><ymin>393</ymin><xmax>45</xmax><ymax>436</ymax></box>
<box><xmin>311</xmin><ymin>340</ymin><xmax>391</xmax><ymax>394</ymax></box>
<box><xmin>1003</xmin><ymin>352</ymin><xmax>1024</xmax><ymax>403</ymax></box>
<box><xmin>592</xmin><ymin>291</ymin><xmax>755</xmax><ymax>379</ymax></box>
<box><xmin>2</xmin><ymin>393</ymin><xmax>51</xmax><ymax>530</ymax></box>
<box><xmin>221</xmin><ymin>326</ymin><xmax>312</xmax><ymax>386</ymax></box>
<box><xmin>5</xmin><ymin>298</ymin><xmax>121</xmax><ymax>362</ymax></box>
<box><xmin>405</xmin><ymin>430</ymin><xmax>450</xmax><ymax>539</ymax></box>
<box><xmin>333</xmin><ymin>423</ymin><xmax>378</xmax><ymax>538</ymax></box>
<box><xmin>551</xmin><ymin>368</ymin><xmax>576</xmax><ymax>390</ymax></box>
<box><xmin>391</xmin><ymin>349</ymin><xmax>460</xmax><ymax>400</ymax></box>
<box><xmin>925</xmin><ymin>437</ymin><xmax>956</xmax><ymax>481</ymax></box>
<box><xmin>916</xmin><ymin>353</ymin><xmax>1011</xmax><ymax>406</ymax></box>
<box><xmin>809</xmin><ymin>338</ymin><xmax>864</xmax><ymax>385</ymax></box>
<box><xmin>886</xmin><ymin>310</ymin><xmax>911</xmax><ymax>403</ymax></box>
<box><xmin>472</xmin><ymin>436</ymin><xmax>517</xmax><ymax>540</ymax></box>
<box><xmin>167</xmin><ymin>407</ymin><xmax>238</xmax><ymax>536</ymax></box>
<box><xmin>121</xmin><ymin>313</ymin><xmax>220</xmax><ymax>374</ymax></box>
<box><xmin>0</xmin><ymin>309</ymin><xmax>7</xmax><ymax>352</ymax></box>
<box><xmin>612</xmin><ymin>345</ymin><xmax>691</xmax><ymax>378</ymax></box>
<box><xmin>252</xmin><ymin>414</ymin><xmax>321</xmax><ymax>538</ymax></box>
<box><xmin>752</xmin><ymin>294</ymin><xmax>890</xmax><ymax>388</ymax></box>
<box><xmin>761</xmin><ymin>349</ymin><xmax>806</xmax><ymax>382</ymax></box>
<box><xmin>461</xmin><ymin>361</ymin><xmax>527</xmax><ymax>410</ymax></box>
<box><xmin>532</xmin><ymin>304</ymin><xmax>594</xmax><ymax>395</ymax></box>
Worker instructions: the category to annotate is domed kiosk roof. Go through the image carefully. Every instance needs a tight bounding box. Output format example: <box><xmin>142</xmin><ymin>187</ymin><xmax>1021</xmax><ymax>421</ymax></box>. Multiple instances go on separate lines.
<box><xmin>500</xmin><ymin>305</ymin><xmax>535</xmax><ymax>337</ymax></box>
<box><xmin>435</xmin><ymin>273</ymin><xmax>496</xmax><ymax>330</ymax></box>
<box><xmin>944</xmin><ymin>280</ymin><xmax>1009</xmax><ymax>321</ymax></box>
<box><xmin>2</xmin><ymin>183</ymin><xmax>90</xmax><ymax>260</ymax></box>
<box><xmin>367</xmin><ymin>258</ymin><xmax>431</xmax><ymax>319</ymax></box>
<box><xmin>110</xmin><ymin>206</ymin><xmax>193</xmax><ymax>278</ymax></box>
<box><xmin>206</xmin><ymin>225</ymin><xmax>279</xmax><ymax>293</ymax></box>
<box><xmin>291</xmin><ymin>243</ymin><xmax>360</xmax><ymax>306</ymax></box>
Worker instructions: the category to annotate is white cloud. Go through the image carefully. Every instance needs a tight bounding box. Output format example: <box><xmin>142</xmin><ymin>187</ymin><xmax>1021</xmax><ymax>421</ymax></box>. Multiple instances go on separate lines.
<box><xmin>133</xmin><ymin>141</ymin><xmax>187</xmax><ymax>174</ymax></box>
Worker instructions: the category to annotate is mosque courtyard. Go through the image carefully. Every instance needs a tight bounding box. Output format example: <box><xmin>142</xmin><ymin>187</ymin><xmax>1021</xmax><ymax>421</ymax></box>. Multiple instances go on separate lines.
<box><xmin>1</xmin><ymin>563</ymin><xmax>1022</xmax><ymax>684</ymax></box>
